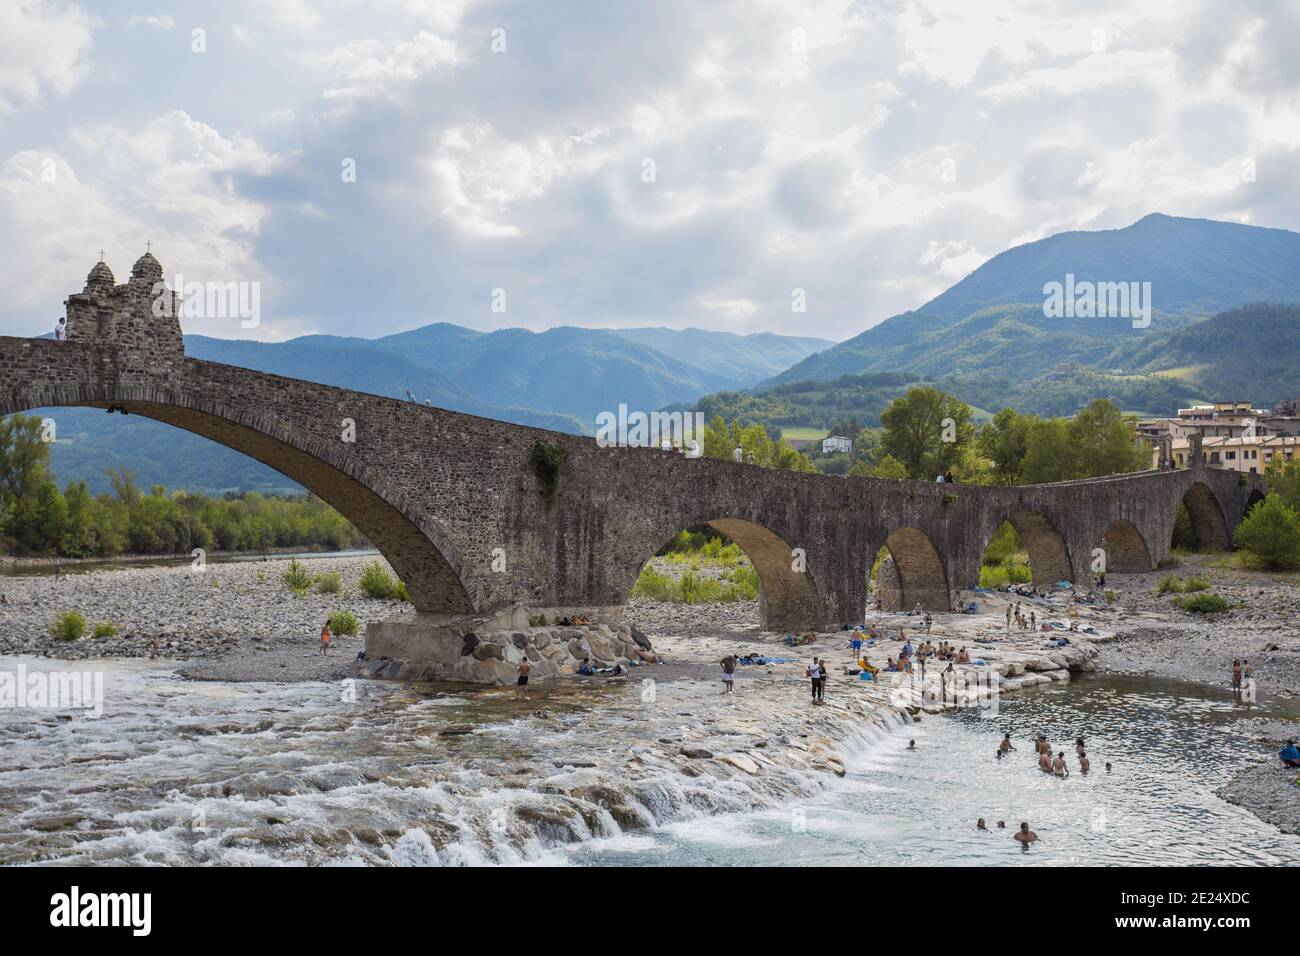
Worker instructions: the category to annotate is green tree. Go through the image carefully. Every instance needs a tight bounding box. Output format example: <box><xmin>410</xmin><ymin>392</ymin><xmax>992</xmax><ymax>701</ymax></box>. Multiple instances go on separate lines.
<box><xmin>878</xmin><ymin>387</ymin><xmax>975</xmax><ymax>479</ymax></box>
<box><xmin>1263</xmin><ymin>456</ymin><xmax>1300</xmax><ymax>511</ymax></box>
<box><xmin>849</xmin><ymin>454</ymin><xmax>909</xmax><ymax>479</ymax></box>
<box><xmin>1233</xmin><ymin>493</ymin><xmax>1300</xmax><ymax>570</ymax></box>
<box><xmin>978</xmin><ymin>408</ymin><xmax>1033</xmax><ymax>485</ymax></box>
<box><xmin>1021</xmin><ymin>418</ymin><xmax>1073</xmax><ymax>484</ymax></box>
<box><xmin>0</xmin><ymin>414</ymin><xmax>54</xmax><ymax>547</ymax></box>
<box><xmin>1068</xmin><ymin>400</ymin><xmax>1149</xmax><ymax>478</ymax></box>
<box><xmin>60</xmin><ymin>480</ymin><xmax>99</xmax><ymax>557</ymax></box>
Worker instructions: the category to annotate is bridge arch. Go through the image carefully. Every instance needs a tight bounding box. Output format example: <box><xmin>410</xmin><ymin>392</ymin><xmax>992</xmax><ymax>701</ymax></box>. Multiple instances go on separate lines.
<box><xmin>874</xmin><ymin>527</ymin><xmax>948</xmax><ymax>612</ymax></box>
<box><xmin>980</xmin><ymin>511</ymin><xmax>1073</xmax><ymax>586</ymax></box>
<box><xmin>1243</xmin><ymin>488</ymin><xmax>1266</xmax><ymax>518</ymax></box>
<box><xmin>1</xmin><ymin>385</ymin><xmax>475</xmax><ymax>615</ymax></box>
<box><xmin>1099</xmin><ymin>518</ymin><xmax>1154</xmax><ymax>573</ymax></box>
<box><xmin>622</xmin><ymin>517</ymin><xmax>824</xmax><ymax>632</ymax></box>
<box><xmin>1180</xmin><ymin>480</ymin><xmax>1231</xmax><ymax>551</ymax></box>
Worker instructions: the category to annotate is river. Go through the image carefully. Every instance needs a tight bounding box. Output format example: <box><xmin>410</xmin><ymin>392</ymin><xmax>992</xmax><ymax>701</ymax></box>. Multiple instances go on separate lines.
<box><xmin>2</xmin><ymin>655</ymin><xmax>1296</xmax><ymax>867</ymax></box>
<box><xmin>0</xmin><ymin>548</ymin><xmax>379</xmax><ymax>577</ymax></box>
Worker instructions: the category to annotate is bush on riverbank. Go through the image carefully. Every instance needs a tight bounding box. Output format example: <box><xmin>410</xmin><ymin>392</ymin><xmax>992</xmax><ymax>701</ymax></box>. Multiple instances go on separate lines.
<box><xmin>1174</xmin><ymin>593</ymin><xmax>1230</xmax><ymax>614</ymax></box>
<box><xmin>1233</xmin><ymin>493</ymin><xmax>1300</xmax><ymax>571</ymax></box>
<box><xmin>978</xmin><ymin>522</ymin><xmax>1031</xmax><ymax>588</ymax></box>
<box><xmin>49</xmin><ymin>611</ymin><xmax>87</xmax><ymax>641</ymax></box>
<box><xmin>314</xmin><ymin>572</ymin><xmax>342</xmax><ymax>594</ymax></box>
<box><xmin>92</xmin><ymin>621</ymin><xmax>118</xmax><ymax>638</ymax></box>
<box><xmin>631</xmin><ymin>565</ymin><xmax>760</xmax><ymax>603</ymax></box>
<box><xmin>327</xmin><ymin>610</ymin><xmax>360</xmax><ymax>636</ymax></box>
<box><xmin>1155</xmin><ymin>574</ymin><xmax>1210</xmax><ymax>595</ymax></box>
<box><xmin>358</xmin><ymin>562</ymin><xmax>410</xmax><ymax>601</ymax></box>
<box><xmin>282</xmin><ymin>559</ymin><xmax>312</xmax><ymax>595</ymax></box>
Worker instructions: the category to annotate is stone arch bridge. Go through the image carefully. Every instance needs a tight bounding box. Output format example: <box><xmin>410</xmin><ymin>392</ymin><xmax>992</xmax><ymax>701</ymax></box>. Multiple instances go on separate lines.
<box><xmin>0</xmin><ymin>257</ymin><xmax>1267</xmax><ymax>650</ymax></box>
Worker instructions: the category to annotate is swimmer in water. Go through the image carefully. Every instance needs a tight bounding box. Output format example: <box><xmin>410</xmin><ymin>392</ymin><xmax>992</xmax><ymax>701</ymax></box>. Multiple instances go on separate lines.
<box><xmin>1014</xmin><ymin>822</ymin><xmax>1038</xmax><ymax>845</ymax></box>
<box><xmin>1052</xmin><ymin>752</ymin><xmax>1069</xmax><ymax>777</ymax></box>
<box><xmin>1039</xmin><ymin>750</ymin><xmax>1052</xmax><ymax>772</ymax></box>
<box><xmin>1000</xmin><ymin>733</ymin><xmax>1015</xmax><ymax>752</ymax></box>
<box><xmin>908</xmin><ymin>739</ymin><xmax>917</xmax><ymax>750</ymax></box>
<box><xmin>976</xmin><ymin>818</ymin><xmax>987</xmax><ymax>830</ymax></box>
<box><xmin>1079</xmin><ymin>751</ymin><xmax>1090</xmax><ymax>774</ymax></box>
<box><xmin>1105</xmin><ymin>762</ymin><xmax>1113</xmax><ymax>773</ymax></box>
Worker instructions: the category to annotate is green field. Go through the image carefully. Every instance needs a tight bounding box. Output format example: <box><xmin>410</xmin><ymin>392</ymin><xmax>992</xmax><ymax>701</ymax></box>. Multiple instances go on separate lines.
<box><xmin>780</xmin><ymin>426</ymin><xmax>830</xmax><ymax>442</ymax></box>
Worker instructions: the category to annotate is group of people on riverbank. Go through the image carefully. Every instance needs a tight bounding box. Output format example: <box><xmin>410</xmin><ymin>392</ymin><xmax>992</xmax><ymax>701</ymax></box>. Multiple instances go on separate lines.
<box><xmin>1005</xmin><ymin>601</ymin><xmax>1036</xmax><ymax>631</ymax></box>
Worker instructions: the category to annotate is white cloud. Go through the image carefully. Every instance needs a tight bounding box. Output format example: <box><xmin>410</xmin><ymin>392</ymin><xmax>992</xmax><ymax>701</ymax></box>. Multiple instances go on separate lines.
<box><xmin>0</xmin><ymin>0</ymin><xmax>95</xmax><ymax>112</ymax></box>
<box><xmin>127</xmin><ymin>15</ymin><xmax>175</xmax><ymax>31</ymax></box>
<box><xmin>0</xmin><ymin>111</ymin><xmax>285</xmax><ymax>337</ymax></box>
<box><xmin>4</xmin><ymin>0</ymin><xmax>1300</xmax><ymax>344</ymax></box>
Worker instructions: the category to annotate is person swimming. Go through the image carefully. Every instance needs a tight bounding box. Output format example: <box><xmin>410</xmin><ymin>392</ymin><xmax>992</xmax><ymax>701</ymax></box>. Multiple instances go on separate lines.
<box><xmin>1014</xmin><ymin>822</ymin><xmax>1038</xmax><ymax>845</ymax></box>
<box><xmin>1052</xmin><ymin>752</ymin><xmax>1069</xmax><ymax>777</ymax></box>
<box><xmin>1000</xmin><ymin>733</ymin><xmax>1015</xmax><ymax>752</ymax></box>
<box><xmin>1079</xmin><ymin>751</ymin><xmax>1090</xmax><ymax>773</ymax></box>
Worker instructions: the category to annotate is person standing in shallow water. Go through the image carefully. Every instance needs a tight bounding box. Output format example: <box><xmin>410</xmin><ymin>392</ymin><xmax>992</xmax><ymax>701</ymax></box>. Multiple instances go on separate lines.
<box><xmin>807</xmin><ymin>658</ymin><xmax>823</xmax><ymax>703</ymax></box>
<box><xmin>516</xmin><ymin>658</ymin><xmax>530</xmax><ymax>698</ymax></box>
<box><xmin>1232</xmin><ymin>659</ymin><xmax>1242</xmax><ymax>694</ymax></box>
<box><xmin>1014</xmin><ymin>822</ymin><xmax>1038</xmax><ymax>846</ymax></box>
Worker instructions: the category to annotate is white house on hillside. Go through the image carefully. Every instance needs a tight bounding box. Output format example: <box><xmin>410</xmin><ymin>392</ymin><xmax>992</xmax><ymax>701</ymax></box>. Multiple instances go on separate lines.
<box><xmin>822</xmin><ymin>435</ymin><xmax>852</xmax><ymax>455</ymax></box>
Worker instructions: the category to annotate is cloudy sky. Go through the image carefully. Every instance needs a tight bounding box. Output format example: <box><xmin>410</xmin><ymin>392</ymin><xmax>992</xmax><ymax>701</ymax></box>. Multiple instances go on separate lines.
<box><xmin>3</xmin><ymin>0</ymin><xmax>1298</xmax><ymax>342</ymax></box>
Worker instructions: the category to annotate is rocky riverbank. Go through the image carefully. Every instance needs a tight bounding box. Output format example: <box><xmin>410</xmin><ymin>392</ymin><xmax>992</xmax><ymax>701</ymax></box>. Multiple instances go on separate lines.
<box><xmin>0</xmin><ymin>555</ymin><xmax>399</xmax><ymax>680</ymax></box>
<box><xmin>1090</xmin><ymin>554</ymin><xmax>1300</xmax><ymax>698</ymax></box>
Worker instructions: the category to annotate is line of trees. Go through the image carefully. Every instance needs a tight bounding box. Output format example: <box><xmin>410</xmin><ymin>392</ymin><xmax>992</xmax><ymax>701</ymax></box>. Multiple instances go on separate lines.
<box><xmin>831</xmin><ymin>388</ymin><xmax>1150</xmax><ymax>484</ymax></box>
<box><xmin>1</xmin><ymin>413</ymin><xmax>366</xmax><ymax>558</ymax></box>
